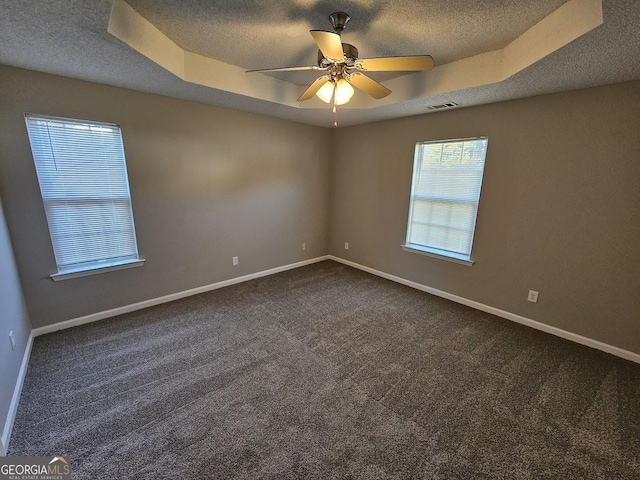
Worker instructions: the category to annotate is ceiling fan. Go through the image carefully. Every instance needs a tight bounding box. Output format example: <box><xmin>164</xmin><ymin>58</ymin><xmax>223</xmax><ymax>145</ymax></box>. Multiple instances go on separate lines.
<box><xmin>246</xmin><ymin>12</ymin><xmax>434</xmax><ymax>107</ymax></box>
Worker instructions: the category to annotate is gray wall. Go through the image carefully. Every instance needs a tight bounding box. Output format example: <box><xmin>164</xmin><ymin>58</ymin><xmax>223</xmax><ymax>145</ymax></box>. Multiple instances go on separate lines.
<box><xmin>1</xmin><ymin>64</ymin><xmax>639</xmax><ymax>356</ymax></box>
<box><xmin>329</xmin><ymin>80</ymin><xmax>640</xmax><ymax>354</ymax></box>
<box><xmin>0</xmin><ymin>194</ymin><xmax>31</xmax><ymax>450</ymax></box>
<box><xmin>0</xmin><ymin>65</ymin><xmax>332</xmax><ymax>328</ymax></box>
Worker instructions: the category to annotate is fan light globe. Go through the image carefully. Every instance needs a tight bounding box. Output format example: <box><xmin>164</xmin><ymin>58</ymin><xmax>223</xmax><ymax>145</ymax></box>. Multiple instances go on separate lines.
<box><xmin>247</xmin><ymin>12</ymin><xmax>435</xmax><ymax>117</ymax></box>
<box><xmin>316</xmin><ymin>81</ymin><xmax>335</xmax><ymax>103</ymax></box>
<box><xmin>334</xmin><ymin>78</ymin><xmax>354</xmax><ymax>105</ymax></box>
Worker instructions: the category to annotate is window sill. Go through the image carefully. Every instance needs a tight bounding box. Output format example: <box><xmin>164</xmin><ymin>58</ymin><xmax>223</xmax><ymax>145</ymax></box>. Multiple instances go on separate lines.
<box><xmin>51</xmin><ymin>259</ymin><xmax>145</xmax><ymax>281</ymax></box>
<box><xmin>401</xmin><ymin>244</ymin><xmax>474</xmax><ymax>266</ymax></box>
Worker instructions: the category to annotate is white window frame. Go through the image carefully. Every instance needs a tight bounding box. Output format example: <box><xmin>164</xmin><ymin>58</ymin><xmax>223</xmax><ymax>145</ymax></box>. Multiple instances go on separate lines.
<box><xmin>25</xmin><ymin>113</ymin><xmax>145</xmax><ymax>281</ymax></box>
<box><xmin>402</xmin><ymin>137</ymin><xmax>489</xmax><ymax>266</ymax></box>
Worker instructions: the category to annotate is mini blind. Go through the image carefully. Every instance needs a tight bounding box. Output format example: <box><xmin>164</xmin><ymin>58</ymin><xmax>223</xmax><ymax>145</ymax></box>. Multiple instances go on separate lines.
<box><xmin>25</xmin><ymin>114</ymin><xmax>140</xmax><ymax>275</ymax></box>
<box><xmin>406</xmin><ymin>137</ymin><xmax>488</xmax><ymax>260</ymax></box>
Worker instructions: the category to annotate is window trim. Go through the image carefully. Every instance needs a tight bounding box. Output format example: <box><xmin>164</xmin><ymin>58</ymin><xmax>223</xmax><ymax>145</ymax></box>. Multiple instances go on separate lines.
<box><xmin>401</xmin><ymin>244</ymin><xmax>474</xmax><ymax>266</ymax></box>
<box><xmin>25</xmin><ymin>113</ymin><xmax>144</xmax><ymax>280</ymax></box>
<box><xmin>403</xmin><ymin>136</ymin><xmax>488</xmax><ymax>266</ymax></box>
<box><xmin>51</xmin><ymin>258</ymin><xmax>145</xmax><ymax>281</ymax></box>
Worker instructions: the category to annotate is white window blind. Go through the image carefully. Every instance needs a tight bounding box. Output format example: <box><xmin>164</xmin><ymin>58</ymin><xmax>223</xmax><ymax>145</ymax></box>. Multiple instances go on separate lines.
<box><xmin>25</xmin><ymin>114</ymin><xmax>141</xmax><ymax>278</ymax></box>
<box><xmin>405</xmin><ymin>137</ymin><xmax>488</xmax><ymax>263</ymax></box>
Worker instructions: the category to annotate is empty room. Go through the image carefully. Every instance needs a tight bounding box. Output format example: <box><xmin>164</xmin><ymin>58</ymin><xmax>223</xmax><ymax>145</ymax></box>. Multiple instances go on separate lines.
<box><xmin>1</xmin><ymin>0</ymin><xmax>639</xmax><ymax>478</ymax></box>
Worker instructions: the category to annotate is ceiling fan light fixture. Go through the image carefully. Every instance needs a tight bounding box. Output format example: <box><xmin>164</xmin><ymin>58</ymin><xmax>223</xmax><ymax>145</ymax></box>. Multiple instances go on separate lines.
<box><xmin>247</xmin><ymin>11</ymin><xmax>434</xmax><ymax>118</ymax></box>
<box><xmin>316</xmin><ymin>80</ymin><xmax>335</xmax><ymax>103</ymax></box>
<box><xmin>334</xmin><ymin>78</ymin><xmax>354</xmax><ymax>105</ymax></box>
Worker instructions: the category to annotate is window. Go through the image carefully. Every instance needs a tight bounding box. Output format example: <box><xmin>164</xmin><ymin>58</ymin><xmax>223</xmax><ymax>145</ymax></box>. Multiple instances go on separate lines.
<box><xmin>403</xmin><ymin>137</ymin><xmax>488</xmax><ymax>265</ymax></box>
<box><xmin>25</xmin><ymin>114</ymin><xmax>143</xmax><ymax>280</ymax></box>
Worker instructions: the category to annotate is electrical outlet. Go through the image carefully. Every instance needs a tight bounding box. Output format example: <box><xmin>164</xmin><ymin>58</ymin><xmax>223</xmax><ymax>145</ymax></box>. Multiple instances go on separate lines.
<box><xmin>302</xmin><ymin>243</ymin><xmax>306</xmax><ymax>251</ymax></box>
<box><xmin>527</xmin><ymin>290</ymin><xmax>539</xmax><ymax>303</ymax></box>
<box><xmin>232</xmin><ymin>256</ymin><xmax>238</xmax><ymax>266</ymax></box>
<box><xmin>9</xmin><ymin>331</ymin><xmax>16</xmax><ymax>351</ymax></box>
<box><xmin>344</xmin><ymin>242</ymin><xmax>349</xmax><ymax>250</ymax></box>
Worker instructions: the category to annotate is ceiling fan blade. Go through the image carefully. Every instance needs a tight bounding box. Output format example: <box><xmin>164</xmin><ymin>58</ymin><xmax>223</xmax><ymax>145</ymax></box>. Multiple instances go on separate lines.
<box><xmin>310</xmin><ymin>30</ymin><xmax>344</xmax><ymax>62</ymax></box>
<box><xmin>354</xmin><ymin>55</ymin><xmax>435</xmax><ymax>72</ymax></box>
<box><xmin>346</xmin><ymin>73</ymin><xmax>391</xmax><ymax>99</ymax></box>
<box><xmin>246</xmin><ymin>65</ymin><xmax>323</xmax><ymax>73</ymax></box>
<box><xmin>298</xmin><ymin>75</ymin><xmax>331</xmax><ymax>102</ymax></box>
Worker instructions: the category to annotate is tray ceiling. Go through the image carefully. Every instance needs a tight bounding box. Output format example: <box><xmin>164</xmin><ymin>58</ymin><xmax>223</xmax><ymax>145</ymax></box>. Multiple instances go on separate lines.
<box><xmin>0</xmin><ymin>0</ymin><xmax>639</xmax><ymax>127</ymax></box>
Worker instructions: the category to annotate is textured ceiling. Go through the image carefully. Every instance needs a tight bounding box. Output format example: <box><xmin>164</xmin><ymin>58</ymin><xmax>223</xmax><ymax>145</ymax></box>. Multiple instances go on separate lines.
<box><xmin>0</xmin><ymin>0</ymin><xmax>639</xmax><ymax>128</ymax></box>
<box><xmin>124</xmin><ymin>0</ymin><xmax>566</xmax><ymax>85</ymax></box>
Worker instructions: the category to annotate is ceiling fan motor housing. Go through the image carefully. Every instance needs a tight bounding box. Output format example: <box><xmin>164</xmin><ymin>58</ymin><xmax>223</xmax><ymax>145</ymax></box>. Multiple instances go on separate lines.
<box><xmin>317</xmin><ymin>43</ymin><xmax>358</xmax><ymax>67</ymax></box>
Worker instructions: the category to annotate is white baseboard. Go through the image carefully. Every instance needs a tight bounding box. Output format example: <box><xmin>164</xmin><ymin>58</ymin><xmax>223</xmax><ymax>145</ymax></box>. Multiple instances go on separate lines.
<box><xmin>15</xmin><ymin>252</ymin><xmax>638</xmax><ymax>457</ymax></box>
<box><xmin>5</xmin><ymin>256</ymin><xmax>328</xmax><ymax>455</ymax></box>
<box><xmin>328</xmin><ymin>255</ymin><xmax>640</xmax><ymax>365</ymax></box>
<box><xmin>1</xmin><ymin>332</ymin><xmax>34</xmax><ymax>456</ymax></box>
<box><xmin>32</xmin><ymin>256</ymin><xmax>330</xmax><ymax>337</ymax></box>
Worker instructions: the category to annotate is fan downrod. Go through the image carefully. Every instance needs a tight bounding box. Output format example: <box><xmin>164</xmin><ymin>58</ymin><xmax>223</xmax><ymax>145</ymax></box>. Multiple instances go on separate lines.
<box><xmin>316</xmin><ymin>12</ymin><xmax>357</xmax><ymax>68</ymax></box>
<box><xmin>329</xmin><ymin>12</ymin><xmax>350</xmax><ymax>34</ymax></box>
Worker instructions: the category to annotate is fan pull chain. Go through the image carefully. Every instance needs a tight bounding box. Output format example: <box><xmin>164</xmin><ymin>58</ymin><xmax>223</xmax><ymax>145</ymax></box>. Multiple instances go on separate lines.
<box><xmin>333</xmin><ymin>94</ymin><xmax>338</xmax><ymax>127</ymax></box>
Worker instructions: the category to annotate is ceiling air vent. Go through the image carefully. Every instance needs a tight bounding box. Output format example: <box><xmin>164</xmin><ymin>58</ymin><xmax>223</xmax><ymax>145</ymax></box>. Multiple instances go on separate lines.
<box><xmin>426</xmin><ymin>102</ymin><xmax>458</xmax><ymax>111</ymax></box>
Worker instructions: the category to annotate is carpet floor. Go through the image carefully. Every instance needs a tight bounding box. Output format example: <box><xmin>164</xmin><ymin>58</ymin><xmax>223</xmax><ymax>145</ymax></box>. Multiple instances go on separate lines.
<box><xmin>9</xmin><ymin>260</ymin><xmax>640</xmax><ymax>479</ymax></box>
